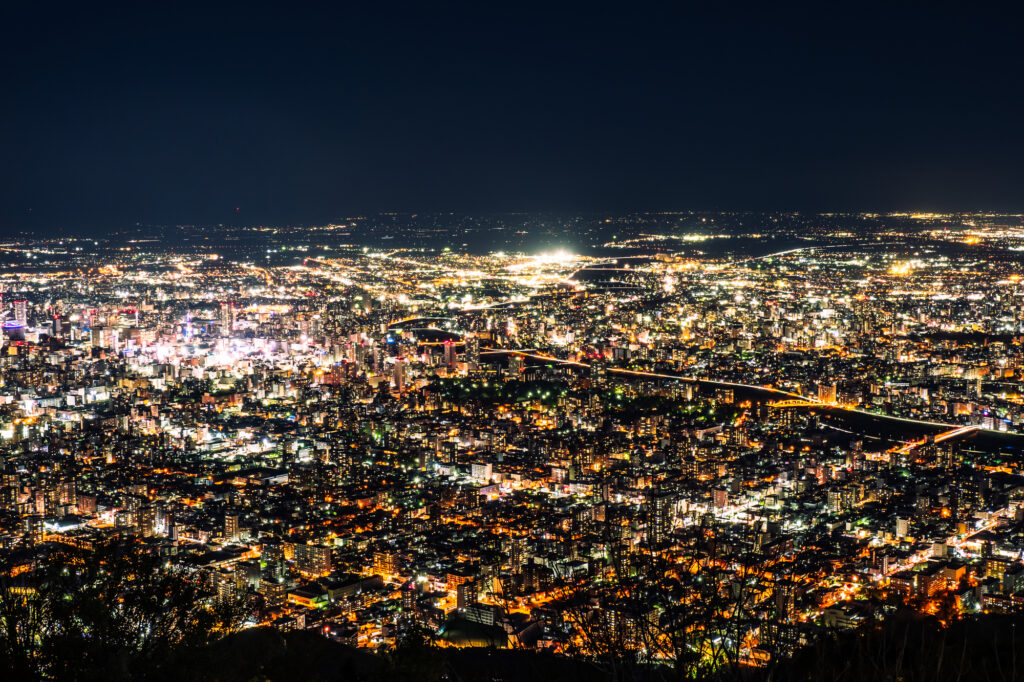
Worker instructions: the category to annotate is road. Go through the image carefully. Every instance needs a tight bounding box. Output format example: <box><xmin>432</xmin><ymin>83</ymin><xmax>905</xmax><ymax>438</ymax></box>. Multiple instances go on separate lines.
<box><xmin>480</xmin><ymin>348</ymin><xmax>990</xmax><ymax>436</ymax></box>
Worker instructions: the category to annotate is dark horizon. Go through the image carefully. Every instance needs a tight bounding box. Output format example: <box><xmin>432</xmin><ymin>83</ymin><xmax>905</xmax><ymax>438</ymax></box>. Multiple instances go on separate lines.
<box><xmin>3</xmin><ymin>2</ymin><xmax>1023</xmax><ymax>237</ymax></box>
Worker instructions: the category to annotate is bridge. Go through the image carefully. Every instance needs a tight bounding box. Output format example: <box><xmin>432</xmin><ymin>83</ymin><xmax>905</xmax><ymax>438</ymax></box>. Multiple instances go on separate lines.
<box><xmin>387</xmin><ymin>316</ymin><xmax>454</xmax><ymax>329</ymax></box>
<box><xmin>893</xmin><ymin>425</ymin><xmax>980</xmax><ymax>455</ymax></box>
<box><xmin>480</xmin><ymin>349</ymin><xmax>990</xmax><ymax>436</ymax></box>
<box><xmin>483</xmin><ymin>350</ymin><xmax>827</xmax><ymax>402</ymax></box>
<box><xmin>767</xmin><ymin>399</ymin><xmax>824</xmax><ymax>409</ymax></box>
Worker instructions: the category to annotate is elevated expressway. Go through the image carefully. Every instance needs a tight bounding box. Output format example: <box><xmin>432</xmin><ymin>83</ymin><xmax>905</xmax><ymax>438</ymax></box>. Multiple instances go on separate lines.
<box><xmin>481</xmin><ymin>349</ymin><xmax>994</xmax><ymax>451</ymax></box>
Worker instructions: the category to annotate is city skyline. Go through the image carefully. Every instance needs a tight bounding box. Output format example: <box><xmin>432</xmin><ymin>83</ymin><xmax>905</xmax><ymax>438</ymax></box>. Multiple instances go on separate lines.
<box><xmin>0</xmin><ymin>211</ymin><xmax>1023</xmax><ymax>679</ymax></box>
<box><xmin>3</xmin><ymin>3</ymin><xmax>1024</xmax><ymax>680</ymax></box>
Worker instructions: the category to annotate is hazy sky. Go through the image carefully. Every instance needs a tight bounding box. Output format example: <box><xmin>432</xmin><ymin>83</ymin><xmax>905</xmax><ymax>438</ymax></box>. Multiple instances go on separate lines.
<box><xmin>2</xmin><ymin>2</ymin><xmax>1022</xmax><ymax>236</ymax></box>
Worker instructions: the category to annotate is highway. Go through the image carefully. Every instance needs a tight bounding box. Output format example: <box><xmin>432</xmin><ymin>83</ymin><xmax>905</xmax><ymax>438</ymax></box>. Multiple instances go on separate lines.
<box><xmin>480</xmin><ymin>348</ymin><xmax>993</xmax><ymax>439</ymax></box>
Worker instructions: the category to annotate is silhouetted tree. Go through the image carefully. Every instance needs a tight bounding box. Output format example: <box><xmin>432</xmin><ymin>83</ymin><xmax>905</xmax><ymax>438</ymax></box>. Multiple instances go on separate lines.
<box><xmin>563</xmin><ymin>514</ymin><xmax>777</xmax><ymax>682</ymax></box>
<box><xmin>388</xmin><ymin>623</ymin><xmax>445</xmax><ymax>682</ymax></box>
<box><xmin>763</xmin><ymin>611</ymin><xmax>1024</xmax><ymax>682</ymax></box>
<box><xmin>0</xmin><ymin>542</ymin><xmax>244</xmax><ymax>681</ymax></box>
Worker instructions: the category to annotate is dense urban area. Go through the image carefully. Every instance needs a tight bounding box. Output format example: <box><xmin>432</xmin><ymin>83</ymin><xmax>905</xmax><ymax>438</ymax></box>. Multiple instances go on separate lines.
<box><xmin>2</xmin><ymin>212</ymin><xmax>1024</xmax><ymax>679</ymax></box>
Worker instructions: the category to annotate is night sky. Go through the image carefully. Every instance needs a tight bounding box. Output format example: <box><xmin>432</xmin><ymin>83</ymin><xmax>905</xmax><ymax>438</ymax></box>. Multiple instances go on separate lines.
<box><xmin>2</xmin><ymin>2</ymin><xmax>1022</xmax><ymax>236</ymax></box>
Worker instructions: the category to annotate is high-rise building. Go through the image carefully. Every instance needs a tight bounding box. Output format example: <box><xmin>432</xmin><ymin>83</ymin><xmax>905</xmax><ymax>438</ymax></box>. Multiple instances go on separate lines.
<box><xmin>713</xmin><ymin>488</ymin><xmax>728</xmax><ymax>509</ymax></box>
<box><xmin>91</xmin><ymin>326</ymin><xmax>117</xmax><ymax>349</ymax></box>
<box><xmin>259</xmin><ymin>581</ymin><xmax>287</xmax><ymax>610</ymax></box>
<box><xmin>393</xmin><ymin>358</ymin><xmax>406</xmax><ymax>392</ymax></box>
<box><xmin>77</xmin><ymin>494</ymin><xmax>97</xmax><ymax>515</ymax></box>
<box><xmin>219</xmin><ymin>301</ymin><xmax>236</xmax><ymax>336</ymax></box>
<box><xmin>456</xmin><ymin>579</ymin><xmax>478</xmax><ymax>610</ymax></box>
<box><xmin>648</xmin><ymin>491</ymin><xmax>675</xmax><ymax>544</ymax></box>
<box><xmin>133</xmin><ymin>505</ymin><xmax>155</xmax><ymax>538</ymax></box>
<box><xmin>374</xmin><ymin>550</ymin><xmax>397</xmax><ymax>577</ymax></box>
<box><xmin>224</xmin><ymin>514</ymin><xmax>239</xmax><ymax>542</ymax></box>
<box><xmin>465</xmin><ymin>335</ymin><xmax>480</xmax><ymax>367</ymax></box>
<box><xmin>896</xmin><ymin>517</ymin><xmax>910</xmax><ymax>539</ymax></box>
<box><xmin>291</xmin><ymin>543</ymin><xmax>332</xmax><ymax>577</ymax></box>
<box><xmin>13</xmin><ymin>300</ymin><xmax>27</xmax><ymax>325</ymax></box>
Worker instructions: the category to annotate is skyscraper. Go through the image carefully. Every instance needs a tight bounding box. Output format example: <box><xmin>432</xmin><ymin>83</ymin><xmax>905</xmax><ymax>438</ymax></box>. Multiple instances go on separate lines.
<box><xmin>219</xmin><ymin>301</ymin><xmax>236</xmax><ymax>336</ymax></box>
<box><xmin>13</xmin><ymin>300</ymin><xmax>27</xmax><ymax>325</ymax></box>
<box><xmin>465</xmin><ymin>335</ymin><xmax>480</xmax><ymax>367</ymax></box>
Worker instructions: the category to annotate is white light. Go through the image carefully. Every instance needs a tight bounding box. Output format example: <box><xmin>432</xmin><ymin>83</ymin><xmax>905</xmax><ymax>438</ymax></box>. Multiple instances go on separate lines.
<box><xmin>533</xmin><ymin>250</ymin><xmax>576</xmax><ymax>265</ymax></box>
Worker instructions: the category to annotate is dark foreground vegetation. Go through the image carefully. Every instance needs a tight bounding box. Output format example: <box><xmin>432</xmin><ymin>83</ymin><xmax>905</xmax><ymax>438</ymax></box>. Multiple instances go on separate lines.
<box><xmin>0</xmin><ymin>543</ymin><xmax>243</xmax><ymax>681</ymax></box>
<box><xmin>2</xmin><ymin>544</ymin><xmax>1022</xmax><ymax>681</ymax></box>
<box><xmin>174</xmin><ymin>614</ymin><xmax>1024</xmax><ymax>682</ymax></box>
